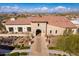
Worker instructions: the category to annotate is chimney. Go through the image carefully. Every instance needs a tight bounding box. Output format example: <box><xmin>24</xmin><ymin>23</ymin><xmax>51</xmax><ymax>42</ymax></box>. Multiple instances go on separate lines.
<box><xmin>10</xmin><ymin>18</ymin><xmax>15</xmax><ymax>21</ymax></box>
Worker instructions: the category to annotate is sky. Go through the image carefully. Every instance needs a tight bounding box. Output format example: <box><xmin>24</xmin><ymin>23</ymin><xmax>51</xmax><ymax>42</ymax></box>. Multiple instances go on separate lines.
<box><xmin>0</xmin><ymin>3</ymin><xmax>79</xmax><ymax>13</ymax></box>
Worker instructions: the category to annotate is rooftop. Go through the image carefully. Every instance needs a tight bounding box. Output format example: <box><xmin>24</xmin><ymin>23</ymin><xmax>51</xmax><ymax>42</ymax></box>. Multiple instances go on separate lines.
<box><xmin>5</xmin><ymin>15</ymin><xmax>76</xmax><ymax>28</ymax></box>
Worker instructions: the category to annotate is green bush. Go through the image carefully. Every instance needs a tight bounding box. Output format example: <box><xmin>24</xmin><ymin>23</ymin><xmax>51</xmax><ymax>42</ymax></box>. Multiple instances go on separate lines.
<box><xmin>57</xmin><ymin>54</ymin><xmax>62</xmax><ymax>56</ymax></box>
<box><xmin>24</xmin><ymin>46</ymin><xmax>30</xmax><ymax>49</ymax></box>
<box><xmin>14</xmin><ymin>45</ymin><xmax>30</xmax><ymax>49</ymax></box>
<box><xmin>8</xmin><ymin>52</ymin><xmax>20</xmax><ymax>56</ymax></box>
<box><xmin>20</xmin><ymin>46</ymin><xmax>30</xmax><ymax>49</ymax></box>
<box><xmin>63</xmin><ymin>29</ymin><xmax>73</xmax><ymax>36</ymax></box>
<box><xmin>14</xmin><ymin>45</ymin><xmax>20</xmax><ymax>48</ymax></box>
<box><xmin>7</xmin><ymin>52</ymin><xmax>28</xmax><ymax>56</ymax></box>
<box><xmin>56</xmin><ymin>34</ymin><xmax>79</xmax><ymax>55</ymax></box>
<box><xmin>63</xmin><ymin>54</ymin><xmax>66</xmax><ymax>56</ymax></box>
<box><xmin>20</xmin><ymin>52</ymin><xmax>28</xmax><ymax>56</ymax></box>
<box><xmin>49</xmin><ymin>47</ymin><xmax>58</xmax><ymax>50</ymax></box>
<box><xmin>49</xmin><ymin>53</ymin><xmax>62</xmax><ymax>56</ymax></box>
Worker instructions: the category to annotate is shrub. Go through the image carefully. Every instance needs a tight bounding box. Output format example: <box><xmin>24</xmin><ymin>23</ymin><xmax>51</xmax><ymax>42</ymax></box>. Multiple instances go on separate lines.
<box><xmin>20</xmin><ymin>52</ymin><xmax>28</xmax><ymax>56</ymax></box>
<box><xmin>20</xmin><ymin>46</ymin><xmax>30</xmax><ymax>49</ymax></box>
<box><xmin>63</xmin><ymin>54</ymin><xmax>66</xmax><ymax>56</ymax></box>
<box><xmin>63</xmin><ymin>29</ymin><xmax>73</xmax><ymax>36</ymax></box>
<box><xmin>57</xmin><ymin>54</ymin><xmax>62</xmax><ymax>56</ymax></box>
<box><xmin>14</xmin><ymin>45</ymin><xmax>20</xmax><ymax>48</ymax></box>
<box><xmin>53</xmin><ymin>54</ymin><xmax>57</xmax><ymax>56</ymax></box>
<box><xmin>49</xmin><ymin>53</ymin><xmax>62</xmax><ymax>56</ymax></box>
<box><xmin>7</xmin><ymin>52</ymin><xmax>29</xmax><ymax>56</ymax></box>
<box><xmin>8</xmin><ymin>52</ymin><xmax>20</xmax><ymax>56</ymax></box>
<box><xmin>14</xmin><ymin>45</ymin><xmax>30</xmax><ymax>49</ymax></box>
<box><xmin>56</xmin><ymin>34</ymin><xmax>79</xmax><ymax>55</ymax></box>
<box><xmin>49</xmin><ymin>47</ymin><xmax>58</xmax><ymax>50</ymax></box>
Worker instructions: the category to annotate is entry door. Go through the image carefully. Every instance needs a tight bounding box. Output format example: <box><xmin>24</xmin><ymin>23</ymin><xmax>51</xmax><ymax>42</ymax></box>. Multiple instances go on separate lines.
<box><xmin>36</xmin><ymin>29</ymin><xmax>41</xmax><ymax>35</ymax></box>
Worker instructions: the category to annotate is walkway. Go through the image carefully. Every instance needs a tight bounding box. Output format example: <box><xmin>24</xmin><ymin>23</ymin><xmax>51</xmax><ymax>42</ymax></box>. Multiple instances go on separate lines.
<box><xmin>30</xmin><ymin>35</ymin><xmax>49</xmax><ymax>56</ymax></box>
<box><xmin>49</xmin><ymin>50</ymin><xmax>70</xmax><ymax>56</ymax></box>
<box><xmin>10</xmin><ymin>49</ymin><xmax>31</xmax><ymax>53</ymax></box>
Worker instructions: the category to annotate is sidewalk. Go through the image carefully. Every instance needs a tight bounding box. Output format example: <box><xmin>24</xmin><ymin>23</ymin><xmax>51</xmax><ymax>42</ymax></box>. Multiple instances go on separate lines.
<box><xmin>30</xmin><ymin>35</ymin><xmax>49</xmax><ymax>56</ymax></box>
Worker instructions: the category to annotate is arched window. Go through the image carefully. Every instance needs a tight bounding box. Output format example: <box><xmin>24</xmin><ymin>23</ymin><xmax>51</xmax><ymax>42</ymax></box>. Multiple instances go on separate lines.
<box><xmin>38</xmin><ymin>23</ymin><xmax>39</xmax><ymax>26</ymax></box>
<box><xmin>55</xmin><ymin>30</ymin><xmax>57</xmax><ymax>34</ymax></box>
<box><xmin>27</xmin><ymin>27</ymin><xmax>31</xmax><ymax>32</ymax></box>
<box><xmin>50</xmin><ymin>30</ymin><xmax>52</xmax><ymax>33</ymax></box>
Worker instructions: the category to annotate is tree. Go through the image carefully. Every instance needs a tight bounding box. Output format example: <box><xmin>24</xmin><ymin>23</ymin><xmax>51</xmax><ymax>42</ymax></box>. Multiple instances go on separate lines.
<box><xmin>56</xmin><ymin>34</ymin><xmax>79</xmax><ymax>55</ymax></box>
<box><xmin>0</xmin><ymin>22</ymin><xmax>6</xmax><ymax>31</ymax></box>
<box><xmin>63</xmin><ymin>29</ymin><xmax>73</xmax><ymax>36</ymax></box>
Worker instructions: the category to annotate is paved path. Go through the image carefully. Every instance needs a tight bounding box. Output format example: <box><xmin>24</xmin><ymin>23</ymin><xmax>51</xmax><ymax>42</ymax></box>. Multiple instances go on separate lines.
<box><xmin>30</xmin><ymin>35</ymin><xmax>49</xmax><ymax>56</ymax></box>
<box><xmin>49</xmin><ymin>50</ymin><xmax>70</xmax><ymax>56</ymax></box>
<box><xmin>0</xmin><ymin>48</ymin><xmax>71</xmax><ymax>56</ymax></box>
<box><xmin>10</xmin><ymin>49</ymin><xmax>31</xmax><ymax>53</ymax></box>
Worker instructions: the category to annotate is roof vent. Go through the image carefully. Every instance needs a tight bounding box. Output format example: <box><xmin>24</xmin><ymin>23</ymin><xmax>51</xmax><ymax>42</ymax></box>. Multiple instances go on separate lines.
<box><xmin>10</xmin><ymin>18</ymin><xmax>15</xmax><ymax>21</ymax></box>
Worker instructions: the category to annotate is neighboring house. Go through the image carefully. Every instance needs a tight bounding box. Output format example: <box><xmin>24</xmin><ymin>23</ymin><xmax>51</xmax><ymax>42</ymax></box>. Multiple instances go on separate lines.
<box><xmin>71</xmin><ymin>18</ymin><xmax>79</xmax><ymax>34</ymax></box>
<box><xmin>4</xmin><ymin>15</ymin><xmax>76</xmax><ymax>36</ymax></box>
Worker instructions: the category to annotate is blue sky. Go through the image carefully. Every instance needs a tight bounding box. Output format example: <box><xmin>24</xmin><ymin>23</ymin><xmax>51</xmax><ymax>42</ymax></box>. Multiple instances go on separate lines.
<box><xmin>0</xmin><ymin>3</ymin><xmax>79</xmax><ymax>8</ymax></box>
<box><xmin>0</xmin><ymin>3</ymin><xmax>79</xmax><ymax>13</ymax></box>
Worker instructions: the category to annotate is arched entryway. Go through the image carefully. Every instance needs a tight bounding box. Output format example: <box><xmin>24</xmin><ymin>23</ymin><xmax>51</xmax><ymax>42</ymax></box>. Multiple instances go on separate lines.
<box><xmin>36</xmin><ymin>29</ymin><xmax>41</xmax><ymax>35</ymax></box>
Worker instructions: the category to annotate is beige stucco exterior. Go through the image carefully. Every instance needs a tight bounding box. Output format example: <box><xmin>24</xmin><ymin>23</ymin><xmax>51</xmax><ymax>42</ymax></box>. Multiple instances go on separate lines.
<box><xmin>47</xmin><ymin>24</ymin><xmax>65</xmax><ymax>35</ymax></box>
<box><xmin>31</xmin><ymin>22</ymin><xmax>47</xmax><ymax>36</ymax></box>
<box><xmin>5</xmin><ymin>25</ymin><xmax>31</xmax><ymax>33</ymax></box>
<box><xmin>5</xmin><ymin>22</ymin><xmax>67</xmax><ymax>36</ymax></box>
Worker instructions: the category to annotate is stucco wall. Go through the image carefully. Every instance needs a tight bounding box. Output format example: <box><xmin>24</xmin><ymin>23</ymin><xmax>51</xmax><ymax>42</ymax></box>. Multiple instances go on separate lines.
<box><xmin>47</xmin><ymin>24</ymin><xmax>65</xmax><ymax>35</ymax></box>
<box><xmin>5</xmin><ymin>23</ymin><xmax>74</xmax><ymax>36</ymax></box>
<box><xmin>5</xmin><ymin>25</ymin><xmax>31</xmax><ymax>33</ymax></box>
<box><xmin>5</xmin><ymin>23</ymin><xmax>66</xmax><ymax>35</ymax></box>
<box><xmin>31</xmin><ymin>22</ymin><xmax>47</xmax><ymax>36</ymax></box>
<box><xmin>31</xmin><ymin>22</ymin><xmax>65</xmax><ymax>36</ymax></box>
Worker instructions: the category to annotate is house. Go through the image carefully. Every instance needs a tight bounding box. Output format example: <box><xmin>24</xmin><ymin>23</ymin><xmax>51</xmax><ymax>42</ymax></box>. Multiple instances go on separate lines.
<box><xmin>4</xmin><ymin>15</ymin><xmax>76</xmax><ymax>36</ymax></box>
<box><xmin>71</xmin><ymin>18</ymin><xmax>79</xmax><ymax>34</ymax></box>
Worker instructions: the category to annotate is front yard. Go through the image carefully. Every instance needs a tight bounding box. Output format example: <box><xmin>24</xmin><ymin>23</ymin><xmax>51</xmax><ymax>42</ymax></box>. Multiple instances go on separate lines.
<box><xmin>48</xmin><ymin>34</ymin><xmax>79</xmax><ymax>56</ymax></box>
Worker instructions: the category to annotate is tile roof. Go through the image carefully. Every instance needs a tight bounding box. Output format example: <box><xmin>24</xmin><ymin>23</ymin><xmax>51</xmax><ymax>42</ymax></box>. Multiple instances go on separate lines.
<box><xmin>5</xmin><ymin>15</ymin><xmax>76</xmax><ymax>28</ymax></box>
<box><xmin>6</xmin><ymin>18</ymin><xmax>31</xmax><ymax>25</ymax></box>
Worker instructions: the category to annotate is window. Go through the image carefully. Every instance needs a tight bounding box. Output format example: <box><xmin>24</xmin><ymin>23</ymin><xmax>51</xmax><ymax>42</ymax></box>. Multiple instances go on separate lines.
<box><xmin>55</xmin><ymin>30</ymin><xmax>57</xmax><ymax>34</ymax></box>
<box><xmin>50</xmin><ymin>30</ymin><xmax>52</xmax><ymax>33</ymax></box>
<box><xmin>38</xmin><ymin>23</ymin><xmax>39</xmax><ymax>26</ymax></box>
<box><xmin>77</xmin><ymin>28</ymin><xmax>79</xmax><ymax>33</ymax></box>
<box><xmin>18</xmin><ymin>27</ymin><xmax>23</xmax><ymax>32</ymax></box>
<box><xmin>9</xmin><ymin>27</ymin><xmax>14</xmax><ymax>32</ymax></box>
<box><xmin>27</xmin><ymin>27</ymin><xmax>31</xmax><ymax>32</ymax></box>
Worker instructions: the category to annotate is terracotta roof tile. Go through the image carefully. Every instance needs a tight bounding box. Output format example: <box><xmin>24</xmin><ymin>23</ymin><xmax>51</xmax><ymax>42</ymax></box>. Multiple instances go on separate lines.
<box><xmin>6</xmin><ymin>18</ymin><xmax>31</xmax><ymax>25</ymax></box>
<box><xmin>5</xmin><ymin>15</ymin><xmax>76</xmax><ymax>28</ymax></box>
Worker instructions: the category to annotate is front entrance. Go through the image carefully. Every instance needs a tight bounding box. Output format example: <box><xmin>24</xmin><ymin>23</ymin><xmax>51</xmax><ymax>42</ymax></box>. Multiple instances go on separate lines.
<box><xmin>36</xmin><ymin>29</ymin><xmax>41</xmax><ymax>35</ymax></box>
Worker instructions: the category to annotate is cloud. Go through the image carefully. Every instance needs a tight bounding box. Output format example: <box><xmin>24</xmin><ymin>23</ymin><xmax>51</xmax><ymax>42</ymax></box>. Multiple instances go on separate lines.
<box><xmin>52</xmin><ymin>6</ymin><xmax>71</xmax><ymax>13</ymax></box>
<box><xmin>0</xmin><ymin>6</ymin><xmax>20</xmax><ymax>13</ymax></box>
<box><xmin>28</xmin><ymin>6</ymin><xmax>78</xmax><ymax>13</ymax></box>
<box><xmin>26</xmin><ymin>7</ymin><xmax>49</xmax><ymax>13</ymax></box>
<box><xmin>54</xmin><ymin>6</ymin><xmax>66</xmax><ymax>10</ymax></box>
<box><xmin>0</xmin><ymin>5</ymin><xmax>79</xmax><ymax>13</ymax></box>
<box><xmin>41</xmin><ymin>7</ymin><xmax>48</xmax><ymax>10</ymax></box>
